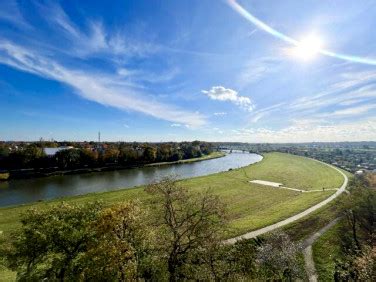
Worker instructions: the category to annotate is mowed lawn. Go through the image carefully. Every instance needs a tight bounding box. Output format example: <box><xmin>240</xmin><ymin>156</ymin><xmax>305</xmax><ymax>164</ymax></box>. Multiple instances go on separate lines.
<box><xmin>0</xmin><ymin>152</ymin><xmax>345</xmax><ymax>238</ymax></box>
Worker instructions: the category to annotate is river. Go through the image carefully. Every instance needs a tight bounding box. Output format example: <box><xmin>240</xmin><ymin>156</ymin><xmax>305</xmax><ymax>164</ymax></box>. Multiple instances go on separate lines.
<box><xmin>0</xmin><ymin>152</ymin><xmax>262</xmax><ymax>207</ymax></box>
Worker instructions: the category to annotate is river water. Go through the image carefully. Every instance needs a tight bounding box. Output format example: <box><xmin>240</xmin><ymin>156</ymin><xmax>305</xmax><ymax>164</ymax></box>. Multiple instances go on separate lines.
<box><xmin>0</xmin><ymin>152</ymin><xmax>262</xmax><ymax>207</ymax></box>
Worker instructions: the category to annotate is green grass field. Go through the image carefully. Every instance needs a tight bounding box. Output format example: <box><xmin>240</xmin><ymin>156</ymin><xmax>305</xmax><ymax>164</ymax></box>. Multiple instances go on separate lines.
<box><xmin>0</xmin><ymin>152</ymin><xmax>348</xmax><ymax>281</ymax></box>
<box><xmin>312</xmin><ymin>219</ymin><xmax>344</xmax><ymax>281</ymax></box>
<box><xmin>146</xmin><ymin>151</ymin><xmax>225</xmax><ymax>166</ymax></box>
<box><xmin>0</xmin><ymin>152</ymin><xmax>345</xmax><ymax>237</ymax></box>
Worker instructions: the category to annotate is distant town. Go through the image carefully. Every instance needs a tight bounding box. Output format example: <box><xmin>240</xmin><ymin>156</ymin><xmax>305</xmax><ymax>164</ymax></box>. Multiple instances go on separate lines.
<box><xmin>216</xmin><ymin>141</ymin><xmax>376</xmax><ymax>174</ymax></box>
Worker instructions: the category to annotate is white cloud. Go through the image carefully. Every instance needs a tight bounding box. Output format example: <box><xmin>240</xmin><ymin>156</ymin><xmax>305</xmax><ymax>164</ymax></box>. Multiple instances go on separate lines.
<box><xmin>250</xmin><ymin>102</ymin><xmax>285</xmax><ymax>123</ymax></box>
<box><xmin>0</xmin><ymin>1</ymin><xmax>30</xmax><ymax>29</ymax></box>
<box><xmin>230</xmin><ymin>118</ymin><xmax>376</xmax><ymax>143</ymax></box>
<box><xmin>237</xmin><ymin>57</ymin><xmax>282</xmax><ymax>88</ymax></box>
<box><xmin>170</xmin><ymin>123</ymin><xmax>182</xmax><ymax>127</ymax></box>
<box><xmin>0</xmin><ymin>41</ymin><xmax>206</xmax><ymax>128</ymax></box>
<box><xmin>202</xmin><ymin>86</ymin><xmax>254</xmax><ymax>111</ymax></box>
<box><xmin>329</xmin><ymin>104</ymin><xmax>376</xmax><ymax>117</ymax></box>
<box><xmin>290</xmin><ymin>70</ymin><xmax>376</xmax><ymax>112</ymax></box>
<box><xmin>213</xmin><ymin>112</ymin><xmax>227</xmax><ymax>116</ymax></box>
<box><xmin>37</xmin><ymin>2</ymin><xmax>157</xmax><ymax>60</ymax></box>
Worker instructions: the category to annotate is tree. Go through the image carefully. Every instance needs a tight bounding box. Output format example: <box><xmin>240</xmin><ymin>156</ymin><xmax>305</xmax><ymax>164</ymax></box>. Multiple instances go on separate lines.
<box><xmin>118</xmin><ymin>147</ymin><xmax>138</xmax><ymax>164</ymax></box>
<box><xmin>79</xmin><ymin>201</ymin><xmax>161</xmax><ymax>281</ymax></box>
<box><xmin>146</xmin><ymin>178</ymin><xmax>227</xmax><ymax>281</ymax></box>
<box><xmin>340</xmin><ymin>183</ymin><xmax>376</xmax><ymax>252</ymax></box>
<box><xmin>80</xmin><ymin>149</ymin><xmax>98</xmax><ymax>167</ymax></box>
<box><xmin>1</xmin><ymin>202</ymin><xmax>102</xmax><ymax>281</ymax></box>
<box><xmin>55</xmin><ymin>149</ymin><xmax>81</xmax><ymax>169</ymax></box>
<box><xmin>353</xmin><ymin>246</ymin><xmax>376</xmax><ymax>280</ymax></box>
<box><xmin>193</xmin><ymin>238</ymin><xmax>258</xmax><ymax>280</ymax></box>
<box><xmin>143</xmin><ymin>146</ymin><xmax>157</xmax><ymax>163</ymax></box>
<box><xmin>256</xmin><ymin>231</ymin><xmax>303</xmax><ymax>280</ymax></box>
<box><xmin>103</xmin><ymin>148</ymin><xmax>120</xmax><ymax>164</ymax></box>
<box><xmin>334</xmin><ymin>178</ymin><xmax>376</xmax><ymax>280</ymax></box>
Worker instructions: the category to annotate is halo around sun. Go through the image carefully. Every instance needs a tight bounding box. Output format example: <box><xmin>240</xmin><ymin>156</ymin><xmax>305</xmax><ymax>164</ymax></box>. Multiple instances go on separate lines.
<box><xmin>290</xmin><ymin>35</ymin><xmax>323</xmax><ymax>61</ymax></box>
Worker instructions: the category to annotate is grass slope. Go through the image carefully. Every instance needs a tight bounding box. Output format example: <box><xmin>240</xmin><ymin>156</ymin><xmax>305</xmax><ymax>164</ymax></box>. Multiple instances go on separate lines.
<box><xmin>312</xmin><ymin>220</ymin><xmax>344</xmax><ymax>281</ymax></box>
<box><xmin>0</xmin><ymin>152</ymin><xmax>344</xmax><ymax>237</ymax></box>
<box><xmin>0</xmin><ymin>152</ymin><xmax>346</xmax><ymax>281</ymax></box>
<box><xmin>146</xmin><ymin>151</ymin><xmax>225</xmax><ymax>166</ymax></box>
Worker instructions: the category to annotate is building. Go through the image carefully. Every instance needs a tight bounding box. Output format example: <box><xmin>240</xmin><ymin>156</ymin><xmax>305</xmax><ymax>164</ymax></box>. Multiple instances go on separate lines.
<box><xmin>43</xmin><ymin>146</ymin><xmax>74</xmax><ymax>156</ymax></box>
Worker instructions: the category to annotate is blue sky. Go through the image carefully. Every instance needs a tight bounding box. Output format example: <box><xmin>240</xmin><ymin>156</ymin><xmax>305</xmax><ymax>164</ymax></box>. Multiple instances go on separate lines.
<box><xmin>1</xmin><ymin>0</ymin><xmax>376</xmax><ymax>142</ymax></box>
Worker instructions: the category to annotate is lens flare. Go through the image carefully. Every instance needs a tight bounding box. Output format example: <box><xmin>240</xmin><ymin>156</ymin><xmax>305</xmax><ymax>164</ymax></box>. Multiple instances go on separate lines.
<box><xmin>227</xmin><ymin>0</ymin><xmax>376</xmax><ymax>66</ymax></box>
<box><xmin>292</xmin><ymin>35</ymin><xmax>323</xmax><ymax>60</ymax></box>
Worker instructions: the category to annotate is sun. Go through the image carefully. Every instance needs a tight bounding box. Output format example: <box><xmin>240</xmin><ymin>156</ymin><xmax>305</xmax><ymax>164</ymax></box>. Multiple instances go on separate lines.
<box><xmin>291</xmin><ymin>35</ymin><xmax>323</xmax><ymax>61</ymax></box>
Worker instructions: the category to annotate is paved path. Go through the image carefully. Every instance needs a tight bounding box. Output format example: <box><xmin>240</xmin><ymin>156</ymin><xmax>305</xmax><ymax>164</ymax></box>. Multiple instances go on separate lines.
<box><xmin>279</xmin><ymin>186</ymin><xmax>338</xmax><ymax>193</ymax></box>
<box><xmin>302</xmin><ymin>217</ymin><xmax>342</xmax><ymax>282</ymax></box>
<box><xmin>250</xmin><ymin>180</ymin><xmax>339</xmax><ymax>193</ymax></box>
<box><xmin>225</xmin><ymin>159</ymin><xmax>348</xmax><ymax>244</ymax></box>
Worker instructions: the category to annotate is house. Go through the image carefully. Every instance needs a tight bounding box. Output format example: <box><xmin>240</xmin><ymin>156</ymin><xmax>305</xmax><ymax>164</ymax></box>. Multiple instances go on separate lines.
<box><xmin>43</xmin><ymin>146</ymin><xmax>74</xmax><ymax>156</ymax></box>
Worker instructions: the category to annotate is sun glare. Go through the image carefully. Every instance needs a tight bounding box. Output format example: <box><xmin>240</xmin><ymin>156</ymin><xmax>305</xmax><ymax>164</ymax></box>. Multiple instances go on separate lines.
<box><xmin>291</xmin><ymin>35</ymin><xmax>323</xmax><ymax>61</ymax></box>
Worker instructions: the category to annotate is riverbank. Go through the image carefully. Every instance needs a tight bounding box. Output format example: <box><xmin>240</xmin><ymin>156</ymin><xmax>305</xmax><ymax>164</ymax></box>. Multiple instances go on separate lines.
<box><xmin>145</xmin><ymin>151</ymin><xmax>225</xmax><ymax>166</ymax></box>
<box><xmin>0</xmin><ymin>153</ymin><xmax>345</xmax><ymax>236</ymax></box>
<box><xmin>0</xmin><ymin>152</ymin><xmax>349</xmax><ymax>281</ymax></box>
<box><xmin>2</xmin><ymin>152</ymin><xmax>226</xmax><ymax>181</ymax></box>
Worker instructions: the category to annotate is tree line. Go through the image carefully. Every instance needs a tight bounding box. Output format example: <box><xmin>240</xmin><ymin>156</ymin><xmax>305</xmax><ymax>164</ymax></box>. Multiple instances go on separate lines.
<box><xmin>332</xmin><ymin>174</ymin><xmax>376</xmax><ymax>280</ymax></box>
<box><xmin>0</xmin><ymin>141</ymin><xmax>213</xmax><ymax>171</ymax></box>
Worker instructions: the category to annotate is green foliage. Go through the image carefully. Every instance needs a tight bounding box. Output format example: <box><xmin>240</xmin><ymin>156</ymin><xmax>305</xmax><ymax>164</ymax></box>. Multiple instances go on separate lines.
<box><xmin>1</xmin><ymin>202</ymin><xmax>103</xmax><ymax>281</ymax></box>
<box><xmin>0</xmin><ymin>141</ymin><xmax>213</xmax><ymax>172</ymax></box>
<box><xmin>1</xmin><ymin>177</ymin><xmax>309</xmax><ymax>281</ymax></box>
<box><xmin>78</xmin><ymin>201</ymin><xmax>161</xmax><ymax>281</ymax></box>
<box><xmin>312</xmin><ymin>176</ymin><xmax>376</xmax><ymax>281</ymax></box>
<box><xmin>55</xmin><ymin>149</ymin><xmax>82</xmax><ymax>169</ymax></box>
<box><xmin>143</xmin><ymin>146</ymin><xmax>157</xmax><ymax>162</ymax></box>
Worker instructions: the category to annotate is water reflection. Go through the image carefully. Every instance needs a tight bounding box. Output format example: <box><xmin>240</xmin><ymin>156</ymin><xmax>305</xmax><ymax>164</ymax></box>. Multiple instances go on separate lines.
<box><xmin>0</xmin><ymin>152</ymin><xmax>262</xmax><ymax>207</ymax></box>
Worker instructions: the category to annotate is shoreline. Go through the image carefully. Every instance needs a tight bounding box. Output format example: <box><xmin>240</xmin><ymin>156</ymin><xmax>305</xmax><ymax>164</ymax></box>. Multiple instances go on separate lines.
<box><xmin>1</xmin><ymin>151</ymin><xmax>226</xmax><ymax>181</ymax></box>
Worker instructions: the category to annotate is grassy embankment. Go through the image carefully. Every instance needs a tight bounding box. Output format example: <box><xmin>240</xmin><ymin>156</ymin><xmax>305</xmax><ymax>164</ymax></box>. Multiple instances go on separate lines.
<box><xmin>312</xmin><ymin>220</ymin><xmax>345</xmax><ymax>281</ymax></box>
<box><xmin>146</xmin><ymin>151</ymin><xmax>225</xmax><ymax>166</ymax></box>
<box><xmin>311</xmin><ymin>175</ymin><xmax>376</xmax><ymax>280</ymax></box>
<box><xmin>0</xmin><ymin>152</ymin><xmax>344</xmax><ymax>237</ymax></box>
<box><xmin>0</xmin><ymin>152</ymin><xmax>347</xmax><ymax>281</ymax></box>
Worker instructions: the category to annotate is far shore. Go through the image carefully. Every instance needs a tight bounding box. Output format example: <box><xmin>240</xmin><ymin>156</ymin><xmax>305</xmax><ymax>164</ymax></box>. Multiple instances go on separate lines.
<box><xmin>1</xmin><ymin>151</ymin><xmax>226</xmax><ymax>181</ymax></box>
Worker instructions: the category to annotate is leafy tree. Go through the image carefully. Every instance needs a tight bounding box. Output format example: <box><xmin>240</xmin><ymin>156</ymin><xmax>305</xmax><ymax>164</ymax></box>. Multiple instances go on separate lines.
<box><xmin>192</xmin><ymin>238</ymin><xmax>258</xmax><ymax>280</ymax></box>
<box><xmin>80</xmin><ymin>149</ymin><xmax>98</xmax><ymax>167</ymax></box>
<box><xmin>102</xmin><ymin>148</ymin><xmax>120</xmax><ymax>164</ymax></box>
<box><xmin>143</xmin><ymin>146</ymin><xmax>157</xmax><ymax>163</ymax></box>
<box><xmin>118</xmin><ymin>147</ymin><xmax>138</xmax><ymax>164</ymax></box>
<box><xmin>55</xmin><ymin>149</ymin><xmax>82</xmax><ymax>169</ymax></box>
<box><xmin>0</xmin><ymin>144</ymin><xmax>9</xmax><ymax>158</ymax></box>
<box><xmin>1</xmin><ymin>202</ymin><xmax>102</xmax><ymax>281</ymax></box>
<box><xmin>79</xmin><ymin>201</ymin><xmax>162</xmax><ymax>281</ymax></box>
<box><xmin>169</xmin><ymin>150</ymin><xmax>183</xmax><ymax>162</ymax></box>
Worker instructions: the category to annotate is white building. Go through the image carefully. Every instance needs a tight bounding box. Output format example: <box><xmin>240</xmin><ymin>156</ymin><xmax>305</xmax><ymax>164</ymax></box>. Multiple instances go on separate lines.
<box><xmin>43</xmin><ymin>146</ymin><xmax>74</xmax><ymax>156</ymax></box>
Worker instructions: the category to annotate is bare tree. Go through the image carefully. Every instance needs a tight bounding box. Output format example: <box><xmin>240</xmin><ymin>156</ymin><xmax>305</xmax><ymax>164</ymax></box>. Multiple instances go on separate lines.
<box><xmin>146</xmin><ymin>178</ymin><xmax>227</xmax><ymax>281</ymax></box>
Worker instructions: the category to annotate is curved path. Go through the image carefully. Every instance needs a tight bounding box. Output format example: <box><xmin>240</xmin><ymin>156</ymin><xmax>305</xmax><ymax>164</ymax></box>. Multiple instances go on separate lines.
<box><xmin>302</xmin><ymin>217</ymin><xmax>342</xmax><ymax>282</ymax></box>
<box><xmin>226</xmin><ymin>158</ymin><xmax>348</xmax><ymax>244</ymax></box>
